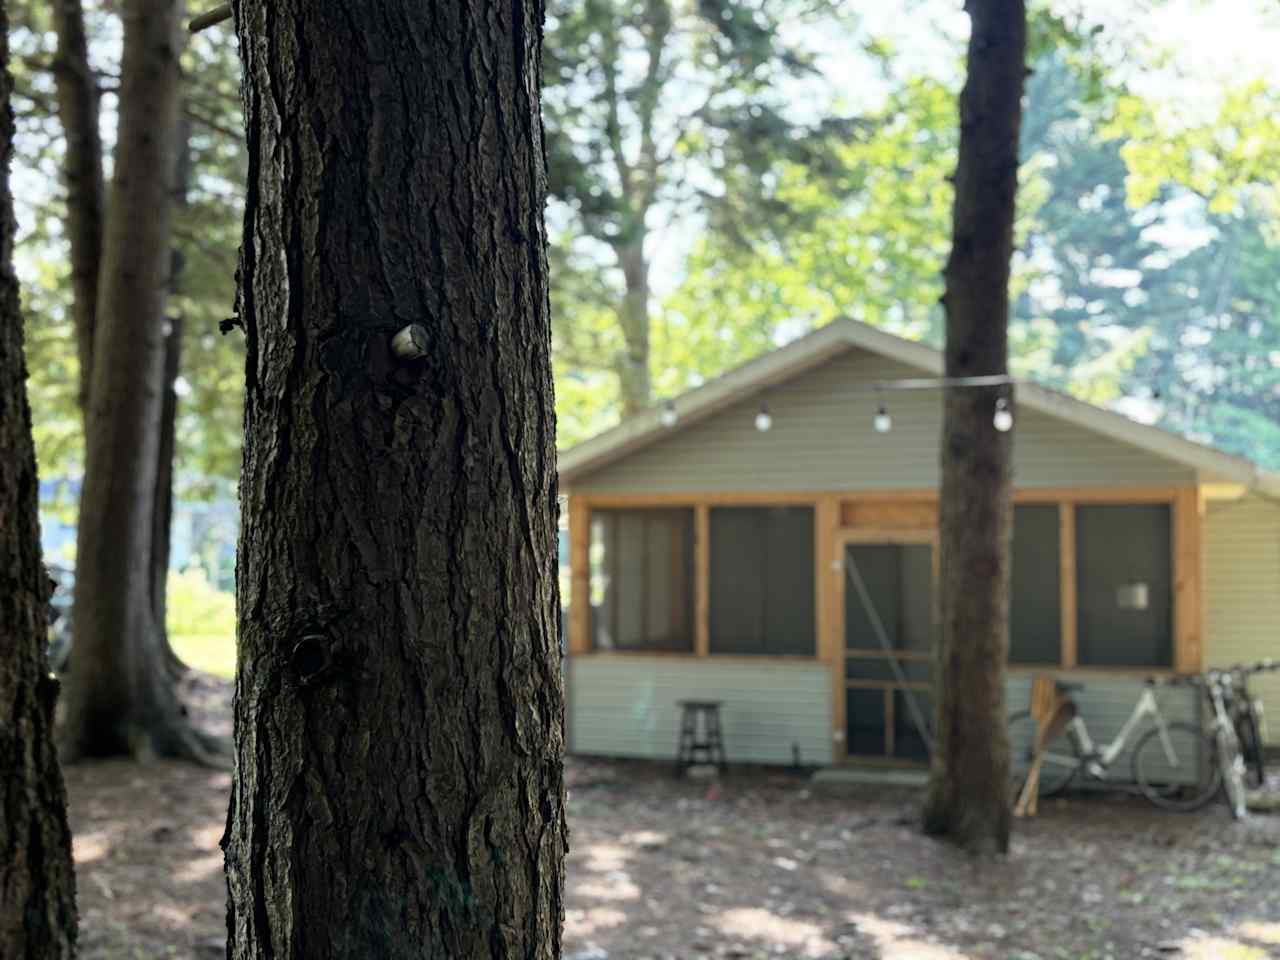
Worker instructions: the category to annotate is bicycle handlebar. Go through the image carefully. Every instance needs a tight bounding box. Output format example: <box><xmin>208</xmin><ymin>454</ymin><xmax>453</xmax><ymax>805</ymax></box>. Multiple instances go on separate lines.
<box><xmin>1147</xmin><ymin>658</ymin><xmax>1280</xmax><ymax>688</ymax></box>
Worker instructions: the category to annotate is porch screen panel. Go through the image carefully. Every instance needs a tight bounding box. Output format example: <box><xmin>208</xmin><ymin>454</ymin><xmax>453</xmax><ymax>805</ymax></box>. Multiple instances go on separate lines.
<box><xmin>590</xmin><ymin>508</ymin><xmax>695</xmax><ymax>652</ymax></box>
<box><xmin>1009</xmin><ymin>504</ymin><xmax>1062</xmax><ymax>664</ymax></box>
<box><xmin>1076</xmin><ymin>504</ymin><xmax>1172</xmax><ymax>668</ymax></box>
<box><xmin>710</xmin><ymin>506</ymin><xmax>815</xmax><ymax>655</ymax></box>
<box><xmin>708</xmin><ymin>509</ymin><xmax>765</xmax><ymax>652</ymax></box>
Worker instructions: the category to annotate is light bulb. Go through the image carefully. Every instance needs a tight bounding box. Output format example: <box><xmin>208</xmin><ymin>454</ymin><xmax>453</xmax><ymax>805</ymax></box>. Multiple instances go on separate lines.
<box><xmin>754</xmin><ymin>407</ymin><xmax>772</xmax><ymax>432</ymax></box>
<box><xmin>659</xmin><ymin>402</ymin><xmax>678</xmax><ymax>428</ymax></box>
<box><xmin>993</xmin><ymin>397</ymin><xmax>1013</xmax><ymax>432</ymax></box>
<box><xmin>874</xmin><ymin>405</ymin><xmax>892</xmax><ymax>434</ymax></box>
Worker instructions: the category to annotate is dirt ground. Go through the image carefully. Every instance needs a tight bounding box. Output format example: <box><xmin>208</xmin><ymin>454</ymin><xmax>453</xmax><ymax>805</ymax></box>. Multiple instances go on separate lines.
<box><xmin>63</xmin><ymin>687</ymin><xmax>1280</xmax><ymax>960</ymax></box>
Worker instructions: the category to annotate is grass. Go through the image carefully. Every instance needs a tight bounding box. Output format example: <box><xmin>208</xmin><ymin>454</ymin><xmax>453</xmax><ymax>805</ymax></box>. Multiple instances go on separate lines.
<box><xmin>167</xmin><ymin>567</ymin><xmax>236</xmax><ymax>679</ymax></box>
<box><xmin>170</xmin><ymin>632</ymin><xmax>236</xmax><ymax>679</ymax></box>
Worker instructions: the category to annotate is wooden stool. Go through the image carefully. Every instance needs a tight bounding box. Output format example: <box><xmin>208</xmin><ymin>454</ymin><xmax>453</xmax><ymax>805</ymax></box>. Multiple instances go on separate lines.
<box><xmin>676</xmin><ymin>700</ymin><xmax>727</xmax><ymax>777</ymax></box>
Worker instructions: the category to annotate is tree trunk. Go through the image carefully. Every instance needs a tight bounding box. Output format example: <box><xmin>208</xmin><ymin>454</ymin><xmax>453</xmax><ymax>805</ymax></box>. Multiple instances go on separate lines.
<box><xmin>61</xmin><ymin>0</ymin><xmax>217</xmax><ymax>764</ymax></box>
<box><xmin>152</xmin><ymin>312</ymin><xmax>182</xmax><ymax>637</ymax></box>
<box><xmin>0</xmin><ymin>0</ymin><xmax>79</xmax><ymax>948</ymax></box>
<box><xmin>615</xmin><ymin>238</ymin><xmax>651</xmax><ymax>416</ymax></box>
<box><xmin>223</xmin><ymin>2</ymin><xmax>566</xmax><ymax>957</ymax></box>
<box><xmin>152</xmin><ymin>112</ymin><xmax>194</xmax><ymax>679</ymax></box>
<box><xmin>51</xmin><ymin>0</ymin><xmax>105</xmax><ymax>415</ymax></box>
<box><xmin>921</xmin><ymin>0</ymin><xmax>1025</xmax><ymax>855</ymax></box>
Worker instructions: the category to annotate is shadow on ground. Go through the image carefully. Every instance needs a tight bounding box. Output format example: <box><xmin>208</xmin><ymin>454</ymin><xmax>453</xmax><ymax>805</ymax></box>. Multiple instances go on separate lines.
<box><xmin>62</xmin><ymin>696</ymin><xmax>1280</xmax><ymax>960</ymax></box>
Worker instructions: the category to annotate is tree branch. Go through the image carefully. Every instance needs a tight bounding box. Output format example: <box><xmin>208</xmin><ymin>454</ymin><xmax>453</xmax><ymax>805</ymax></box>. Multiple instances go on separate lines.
<box><xmin>189</xmin><ymin>3</ymin><xmax>232</xmax><ymax>33</ymax></box>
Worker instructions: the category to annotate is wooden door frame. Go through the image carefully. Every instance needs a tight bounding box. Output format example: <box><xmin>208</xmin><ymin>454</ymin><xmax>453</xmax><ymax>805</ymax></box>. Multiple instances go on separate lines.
<box><xmin>832</xmin><ymin>528</ymin><xmax>938</xmax><ymax>764</ymax></box>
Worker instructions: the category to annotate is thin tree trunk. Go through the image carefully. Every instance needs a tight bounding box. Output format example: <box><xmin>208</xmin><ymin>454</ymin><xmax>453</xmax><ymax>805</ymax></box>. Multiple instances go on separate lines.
<box><xmin>62</xmin><ymin>0</ymin><xmax>217</xmax><ymax>764</ymax></box>
<box><xmin>152</xmin><ymin>112</ymin><xmax>194</xmax><ymax>678</ymax></box>
<box><xmin>616</xmin><ymin>237</ymin><xmax>651</xmax><ymax>415</ymax></box>
<box><xmin>922</xmin><ymin>0</ymin><xmax>1025</xmax><ymax>855</ymax></box>
<box><xmin>51</xmin><ymin>0</ymin><xmax>105</xmax><ymax>415</ymax></box>
<box><xmin>224</xmin><ymin>2</ymin><xmax>566</xmax><ymax>957</ymax></box>
<box><xmin>0</xmin><ymin>0</ymin><xmax>79</xmax><ymax>947</ymax></box>
<box><xmin>152</xmin><ymin>312</ymin><xmax>182</xmax><ymax>637</ymax></box>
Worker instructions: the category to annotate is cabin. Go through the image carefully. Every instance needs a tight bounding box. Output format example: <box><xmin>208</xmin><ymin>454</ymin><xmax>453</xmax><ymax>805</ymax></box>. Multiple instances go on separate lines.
<box><xmin>558</xmin><ymin>319</ymin><xmax>1280</xmax><ymax>769</ymax></box>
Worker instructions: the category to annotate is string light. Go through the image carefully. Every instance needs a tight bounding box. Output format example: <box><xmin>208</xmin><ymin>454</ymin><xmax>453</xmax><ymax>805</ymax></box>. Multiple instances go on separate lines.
<box><xmin>993</xmin><ymin>396</ymin><xmax>1013</xmax><ymax>432</ymax></box>
<box><xmin>659</xmin><ymin>401</ymin><xmax>678</xmax><ymax>428</ymax></box>
<box><xmin>874</xmin><ymin>401</ymin><xmax>892</xmax><ymax>434</ymax></box>
<box><xmin>754</xmin><ymin>402</ymin><xmax>773</xmax><ymax>432</ymax></box>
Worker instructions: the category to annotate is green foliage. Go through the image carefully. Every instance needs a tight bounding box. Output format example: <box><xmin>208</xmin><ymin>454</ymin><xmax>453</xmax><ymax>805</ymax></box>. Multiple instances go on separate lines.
<box><xmin>656</xmin><ymin>75</ymin><xmax>959</xmax><ymax>395</ymax></box>
<box><xmin>1111</xmin><ymin>81</ymin><xmax>1280</xmax><ymax>215</ymax></box>
<box><xmin>11</xmin><ymin>5</ymin><xmax>246</xmax><ymax>502</ymax></box>
<box><xmin>545</xmin><ymin>0</ymin><xmax>864</xmax><ymax>419</ymax></box>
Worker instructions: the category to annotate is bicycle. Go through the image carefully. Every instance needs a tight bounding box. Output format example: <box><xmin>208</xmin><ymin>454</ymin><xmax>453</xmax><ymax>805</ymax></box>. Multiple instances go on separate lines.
<box><xmin>1225</xmin><ymin>659</ymin><xmax>1275</xmax><ymax>788</ymax></box>
<box><xmin>1194</xmin><ymin>670</ymin><xmax>1248</xmax><ymax>820</ymax></box>
<box><xmin>1010</xmin><ymin>676</ymin><xmax>1222</xmax><ymax>813</ymax></box>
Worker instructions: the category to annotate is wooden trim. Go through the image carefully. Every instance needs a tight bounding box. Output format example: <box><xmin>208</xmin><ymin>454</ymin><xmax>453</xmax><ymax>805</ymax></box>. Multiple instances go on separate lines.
<box><xmin>841</xmin><ymin>500</ymin><xmax>938</xmax><ymax>530</ymax></box>
<box><xmin>568</xmin><ymin>496</ymin><xmax>591</xmax><ymax>655</ymax></box>
<box><xmin>581</xmin><ymin>486</ymin><xmax>1182</xmax><ymax>509</ymax></box>
<box><xmin>884</xmin><ymin>688</ymin><xmax>895</xmax><ymax>759</ymax></box>
<box><xmin>837</xmin><ymin>528</ymin><xmax>938</xmax><ymax>547</ymax></box>
<box><xmin>816</xmin><ymin>495</ymin><xmax>843</xmax><ymax>760</ymax></box>
<box><xmin>695</xmin><ymin>505</ymin><xmax>710</xmax><ymax>657</ymax></box>
<box><xmin>570</xmin><ymin>651</ymin><xmax>825</xmax><ymax>666</ymax></box>
<box><xmin>1173</xmin><ymin>486</ymin><xmax>1204</xmax><ymax>673</ymax></box>
<box><xmin>1014</xmin><ymin>486</ymin><xmax>1181</xmax><ymax>504</ymax></box>
<box><xmin>581</xmin><ymin>491</ymin><xmax>826</xmax><ymax>508</ymax></box>
<box><xmin>1059</xmin><ymin>503</ymin><xmax>1077</xmax><ymax>669</ymax></box>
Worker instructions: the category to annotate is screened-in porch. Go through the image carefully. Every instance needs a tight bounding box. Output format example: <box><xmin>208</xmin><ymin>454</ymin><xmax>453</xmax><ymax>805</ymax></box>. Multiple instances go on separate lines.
<box><xmin>566</xmin><ymin>488</ymin><xmax>1204</xmax><ymax>765</ymax></box>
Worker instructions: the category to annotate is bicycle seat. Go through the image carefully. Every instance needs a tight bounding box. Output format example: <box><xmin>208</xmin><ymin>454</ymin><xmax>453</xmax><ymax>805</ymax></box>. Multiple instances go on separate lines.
<box><xmin>1055</xmin><ymin>681</ymin><xmax>1086</xmax><ymax>694</ymax></box>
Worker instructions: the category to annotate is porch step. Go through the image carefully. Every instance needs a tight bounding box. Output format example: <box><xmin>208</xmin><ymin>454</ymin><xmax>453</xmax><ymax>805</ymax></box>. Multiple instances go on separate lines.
<box><xmin>811</xmin><ymin>767</ymin><xmax>928</xmax><ymax>788</ymax></box>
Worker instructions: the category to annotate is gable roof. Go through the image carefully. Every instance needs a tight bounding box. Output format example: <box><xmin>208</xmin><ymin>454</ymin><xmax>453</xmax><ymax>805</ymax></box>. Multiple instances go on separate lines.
<box><xmin>559</xmin><ymin>318</ymin><xmax>1280</xmax><ymax>497</ymax></box>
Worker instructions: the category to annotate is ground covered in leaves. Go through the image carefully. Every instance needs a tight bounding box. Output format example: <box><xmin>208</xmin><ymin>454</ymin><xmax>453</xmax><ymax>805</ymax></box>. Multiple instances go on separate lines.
<box><xmin>64</xmin><ymin>694</ymin><xmax>1280</xmax><ymax>959</ymax></box>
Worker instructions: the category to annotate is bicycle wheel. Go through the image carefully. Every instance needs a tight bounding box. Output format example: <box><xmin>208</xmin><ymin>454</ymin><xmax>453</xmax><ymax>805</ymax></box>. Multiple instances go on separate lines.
<box><xmin>1132</xmin><ymin>722</ymin><xmax>1221</xmax><ymax>812</ymax></box>
<box><xmin>1218</xmin><ymin>728</ymin><xmax>1248</xmax><ymax>820</ymax></box>
<box><xmin>1008</xmin><ymin>710</ymin><xmax>1079</xmax><ymax>799</ymax></box>
<box><xmin>1236</xmin><ymin>707</ymin><xmax>1266</xmax><ymax>788</ymax></box>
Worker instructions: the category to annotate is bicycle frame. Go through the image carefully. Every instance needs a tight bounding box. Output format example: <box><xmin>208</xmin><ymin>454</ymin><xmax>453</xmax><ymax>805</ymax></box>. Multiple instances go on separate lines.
<box><xmin>1064</xmin><ymin>687</ymin><xmax>1180</xmax><ymax>777</ymax></box>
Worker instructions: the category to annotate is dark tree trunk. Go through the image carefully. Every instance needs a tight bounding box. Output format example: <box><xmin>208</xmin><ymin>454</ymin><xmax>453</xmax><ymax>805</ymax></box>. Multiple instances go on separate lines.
<box><xmin>152</xmin><ymin>312</ymin><xmax>182</xmax><ymax>637</ymax></box>
<box><xmin>51</xmin><ymin>0</ymin><xmax>104</xmax><ymax>415</ymax></box>
<box><xmin>0</xmin><ymin>0</ymin><xmax>79</xmax><ymax>949</ymax></box>
<box><xmin>922</xmin><ymin>0</ymin><xmax>1025</xmax><ymax>855</ymax></box>
<box><xmin>223</xmin><ymin>2</ymin><xmax>566</xmax><ymax>957</ymax></box>
<box><xmin>62</xmin><ymin>0</ymin><xmax>217</xmax><ymax>764</ymax></box>
<box><xmin>152</xmin><ymin>113</ymin><xmax>194</xmax><ymax>678</ymax></box>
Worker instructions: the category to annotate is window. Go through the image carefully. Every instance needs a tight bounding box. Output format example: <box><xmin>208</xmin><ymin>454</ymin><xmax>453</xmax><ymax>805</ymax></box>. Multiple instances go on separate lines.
<box><xmin>1076</xmin><ymin>504</ymin><xmax>1172</xmax><ymax>668</ymax></box>
<box><xmin>1009</xmin><ymin>505</ymin><xmax>1062</xmax><ymax>665</ymax></box>
<box><xmin>709</xmin><ymin>506</ymin><xmax>815</xmax><ymax>656</ymax></box>
<box><xmin>590</xmin><ymin>509</ymin><xmax>694</xmax><ymax>652</ymax></box>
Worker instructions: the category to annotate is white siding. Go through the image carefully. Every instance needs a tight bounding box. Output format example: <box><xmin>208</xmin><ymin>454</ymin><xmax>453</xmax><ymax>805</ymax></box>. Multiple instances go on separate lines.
<box><xmin>1205</xmin><ymin>495</ymin><xmax>1280</xmax><ymax>744</ymax></box>
<box><xmin>574</xmin><ymin>349</ymin><xmax>1197</xmax><ymax>493</ymax></box>
<box><xmin>567</xmin><ymin>656</ymin><xmax>833</xmax><ymax>765</ymax></box>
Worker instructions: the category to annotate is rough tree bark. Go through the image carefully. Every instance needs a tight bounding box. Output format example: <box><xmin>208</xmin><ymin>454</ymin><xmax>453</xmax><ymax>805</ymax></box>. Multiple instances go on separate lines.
<box><xmin>0</xmin><ymin>0</ymin><xmax>79</xmax><ymax>948</ymax></box>
<box><xmin>921</xmin><ymin>0</ymin><xmax>1026</xmax><ymax>854</ymax></box>
<box><xmin>61</xmin><ymin>0</ymin><xmax>217</xmax><ymax>763</ymax></box>
<box><xmin>51</xmin><ymin>0</ymin><xmax>104</xmax><ymax>415</ymax></box>
<box><xmin>222</xmin><ymin>2</ymin><xmax>566</xmax><ymax>956</ymax></box>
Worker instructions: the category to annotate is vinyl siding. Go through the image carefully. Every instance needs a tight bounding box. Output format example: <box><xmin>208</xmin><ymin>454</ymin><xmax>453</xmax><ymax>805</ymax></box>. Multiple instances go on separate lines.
<box><xmin>566</xmin><ymin>656</ymin><xmax>1200</xmax><ymax>779</ymax></box>
<box><xmin>567</xmin><ymin>656</ymin><xmax>833</xmax><ymax>765</ymax></box>
<box><xmin>573</xmin><ymin>349</ymin><xmax>1197</xmax><ymax>493</ymax></box>
<box><xmin>1205</xmin><ymin>495</ymin><xmax>1280</xmax><ymax>744</ymax></box>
